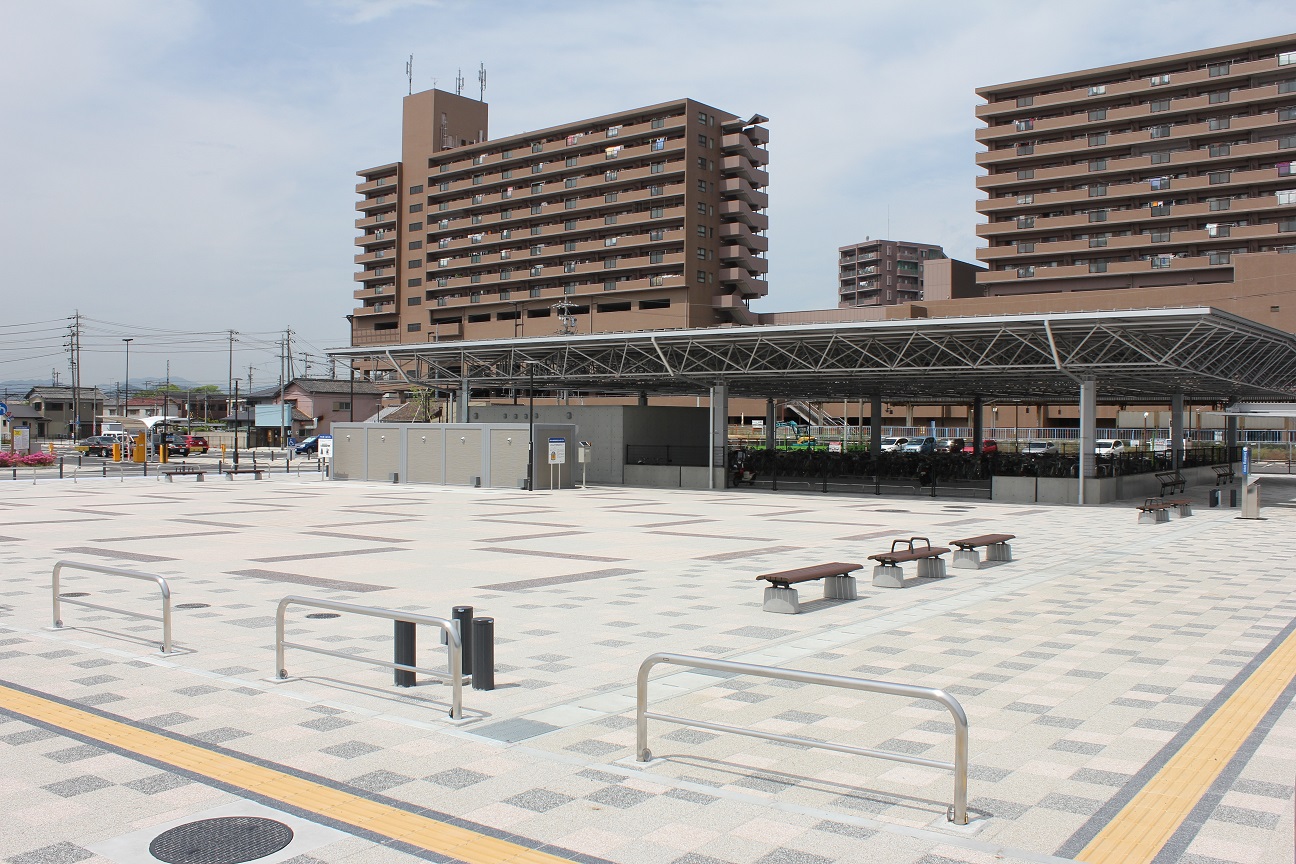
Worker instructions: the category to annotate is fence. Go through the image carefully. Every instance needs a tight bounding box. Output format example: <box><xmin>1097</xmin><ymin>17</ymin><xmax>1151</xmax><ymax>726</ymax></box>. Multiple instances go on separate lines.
<box><xmin>625</xmin><ymin>444</ymin><xmax>709</xmax><ymax>467</ymax></box>
<box><xmin>51</xmin><ymin>560</ymin><xmax>173</xmax><ymax>654</ymax></box>
<box><xmin>635</xmin><ymin>652</ymin><xmax>970</xmax><ymax>824</ymax></box>
<box><xmin>274</xmin><ymin>595</ymin><xmax>464</xmax><ymax>719</ymax></box>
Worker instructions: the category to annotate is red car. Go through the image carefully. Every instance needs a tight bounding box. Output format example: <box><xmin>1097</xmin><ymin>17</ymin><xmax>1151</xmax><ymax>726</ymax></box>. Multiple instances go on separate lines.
<box><xmin>182</xmin><ymin>435</ymin><xmax>209</xmax><ymax>454</ymax></box>
<box><xmin>962</xmin><ymin>439</ymin><xmax>998</xmax><ymax>454</ymax></box>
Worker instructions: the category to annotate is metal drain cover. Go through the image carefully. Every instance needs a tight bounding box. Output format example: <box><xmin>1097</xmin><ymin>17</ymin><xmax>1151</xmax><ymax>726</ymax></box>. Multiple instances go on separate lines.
<box><xmin>176</xmin><ymin>602</ymin><xmax>211</xmax><ymax>609</ymax></box>
<box><xmin>148</xmin><ymin>816</ymin><xmax>293</xmax><ymax>864</ymax></box>
<box><xmin>305</xmin><ymin>612</ymin><xmax>340</xmax><ymax>619</ymax></box>
<box><xmin>59</xmin><ymin>592</ymin><xmax>89</xmax><ymax>597</ymax></box>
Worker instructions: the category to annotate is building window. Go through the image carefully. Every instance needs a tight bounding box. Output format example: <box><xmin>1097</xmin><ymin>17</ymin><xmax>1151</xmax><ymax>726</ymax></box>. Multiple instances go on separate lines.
<box><xmin>565</xmin><ymin>156</ymin><xmax>578</xmax><ymax>168</ymax></box>
<box><xmin>407</xmin><ymin>277</ymin><xmax>423</xmax><ymax>287</ymax></box>
<box><xmin>1209</xmin><ymin>198</ymin><xmax>1231</xmax><ymax>211</ymax></box>
<box><xmin>437</xmin><ymin>277</ymin><xmax>448</xmax><ymax>287</ymax></box>
<box><xmin>651</xmin><ymin>162</ymin><xmax>664</xmax><ymax>174</ymax></box>
<box><xmin>1150</xmin><ymin>125</ymin><xmax>1171</xmax><ymax>138</ymax></box>
<box><xmin>604</xmin><ymin>280</ymin><xmax>617</xmax><ymax>291</ymax></box>
<box><xmin>439</xmin><ymin>219</ymin><xmax>450</xmax><ymax>229</ymax></box>
<box><xmin>1280</xmin><ymin>135</ymin><xmax>1296</xmax><ymax>149</ymax></box>
<box><xmin>1090</xmin><ymin>158</ymin><xmax>1107</xmax><ymax>171</ymax></box>
<box><xmin>530</xmin><ymin>182</ymin><xmax>543</xmax><ymax>195</ymax></box>
<box><xmin>1150</xmin><ymin>74</ymin><xmax>1171</xmax><ymax>86</ymax></box>
<box><xmin>603</xmin><ymin>257</ymin><xmax>618</xmax><ymax>269</ymax></box>
<box><xmin>1209</xmin><ymin>144</ymin><xmax>1231</xmax><ymax>157</ymax></box>
<box><xmin>604</xmin><ymin>214</ymin><xmax>617</xmax><ymax>225</ymax></box>
<box><xmin>1208</xmin><ymin>117</ymin><xmax>1231</xmax><ymax>130</ymax></box>
<box><xmin>1280</xmin><ymin>218</ymin><xmax>1296</xmax><ymax>232</ymax></box>
<box><xmin>1207</xmin><ymin>62</ymin><xmax>1230</xmax><ymax>78</ymax></box>
<box><xmin>650</xmin><ymin>251</ymin><xmax>665</xmax><ymax>263</ymax></box>
<box><xmin>1088</xmin><ymin>85</ymin><xmax>1107</xmax><ymax>96</ymax></box>
<box><xmin>564</xmin><ymin>240</ymin><xmax>577</xmax><ymax>252</ymax></box>
<box><xmin>1282</xmin><ymin>161</ymin><xmax>1296</xmax><ymax>177</ymax></box>
<box><xmin>530</xmin><ymin>225</ymin><xmax>542</xmax><ymax>236</ymax></box>
<box><xmin>1089</xmin><ymin>236</ymin><xmax>1108</xmax><ymax>248</ymax></box>
<box><xmin>438</xmin><ymin>202</ymin><xmax>448</xmax><ymax>211</ymax></box>
<box><xmin>1088</xmin><ymin>108</ymin><xmax>1107</xmax><ymax>122</ymax></box>
<box><xmin>1017</xmin><ymin>266</ymin><xmax>1035</xmax><ymax>278</ymax></box>
<box><xmin>696</xmin><ymin>246</ymin><xmax>707</xmax><ymax>259</ymax></box>
<box><xmin>438</xmin><ymin>181</ymin><xmax>450</xmax><ymax>191</ymax></box>
<box><xmin>604</xmin><ymin>192</ymin><xmax>618</xmax><ymax>202</ymax></box>
<box><xmin>473</xmin><ymin>155</ymin><xmax>485</xmax><ymax>166</ymax></box>
<box><xmin>1015</xmin><ymin>95</ymin><xmax>1034</xmax><ymax>108</ymax></box>
<box><xmin>1017</xmin><ymin>169</ymin><xmax>1034</xmax><ymax>180</ymax></box>
<box><xmin>470</xmin><ymin>292</ymin><xmax>481</xmax><ymax>302</ymax></box>
<box><xmin>1089</xmin><ymin>209</ymin><xmax>1108</xmax><ymax>222</ymax></box>
<box><xmin>1150</xmin><ymin>176</ymin><xmax>1171</xmax><ymax>191</ymax></box>
<box><xmin>1209</xmin><ymin>170</ymin><xmax>1231</xmax><ymax>184</ymax></box>
<box><xmin>1089</xmin><ymin>260</ymin><xmax>1108</xmax><ymax>273</ymax></box>
<box><xmin>563</xmin><ymin>198</ymin><xmax>576</xmax><ymax>210</ymax></box>
<box><xmin>1017</xmin><ymin>143</ymin><xmax>1034</xmax><ymax>155</ymax></box>
<box><xmin>1016</xmin><ymin>215</ymin><xmax>1035</xmax><ymax>228</ymax></box>
<box><xmin>565</xmin><ymin>220</ymin><xmax>577</xmax><ymax>230</ymax></box>
<box><xmin>1207</xmin><ymin>223</ymin><xmax>1231</xmax><ymax>237</ymax></box>
<box><xmin>409</xmin><ymin>221</ymin><xmax>423</xmax><ymax>231</ymax></box>
<box><xmin>472</xmin><ymin>174</ymin><xmax>483</xmax><ymax>186</ymax></box>
<box><xmin>408</xmin><ymin>258</ymin><xmax>422</xmax><ymax>268</ymax></box>
<box><xmin>407</xmin><ymin>323</ymin><xmax>422</xmax><ymax>332</ymax></box>
<box><xmin>409</xmin><ymin>184</ymin><xmax>423</xmax><ymax>194</ymax></box>
<box><xmin>651</xmin><ymin>206</ymin><xmax>664</xmax><ymax>218</ymax></box>
<box><xmin>1281</xmin><ymin>51</ymin><xmax>1296</xmax><ymax>66</ymax></box>
<box><xmin>1014</xmin><ymin>119</ymin><xmax>1034</xmax><ymax>131</ymax></box>
<box><xmin>1150</xmin><ymin>151</ymin><xmax>1171</xmax><ymax>164</ymax></box>
<box><xmin>1209</xmin><ymin>251</ymin><xmax>1232</xmax><ymax>265</ymax></box>
<box><xmin>1276</xmin><ymin>190</ymin><xmax>1296</xmax><ymax>205</ymax></box>
<box><xmin>471</xmin><ymin>214</ymin><xmax>482</xmax><ymax>224</ymax></box>
<box><xmin>1149</xmin><ymin>98</ymin><xmax>1170</xmax><ymax>112</ymax></box>
<box><xmin>1208</xmin><ymin>90</ymin><xmax>1231</xmax><ymax>104</ymax></box>
<box><xmin>500</xmin><ymin>268</ymin><xmax>512</xmax><ymax>279</ymax></box>
<box><xmin>502</xmin><ymin>169</ymin><xmax>512</xmax><ymax>179</ymax></box>
<box><xmin>409</xmin><ymin>203</ymin><xmax>423</xmax><ymax>212</ymax></box>
<box><xmin>501</xmin><ymin>228</ymin><xmax>513</xmax><ymax>238</ymax></box>
<box><xmin>1281</xmin><ymin>80</ymin><xmax>1296</xmax><ymax>94</ymax></box>
<box><xmin>650</xmin><ymin>185</ymin><xmax>664</xmax><ymax>196</ymax></box>
<box><xmin>1150</xmin><ymin>202</ymin><xmax>1169</xmax><ymax>215</ymax></box>
<box><xmin>1150</xmin><ymin>229</ymin><xmax>1170</xmax><ymax>242</ymax></box>
<box><xmin>651</xmin><ymin>117</ymin><xmax>664</xmax><ymax>129</ymax></box>
<box><xmin>470</xmin><ymin>274</ymin><xmax>481</xmax><ymax>284</ymax></box>
<box><xmin>650</xmin><ymin>228</ymin><xmax>665</xmax><ymax>241</ymax></box>
<box><xmin>529</xmin><ymin>287</ymin><xmax>541</xmax><ymax>298</ymax></box>
<box><xmin>564</xmin><ymin>177</ymin><xmax>577</xmax><ymax>189</ymax></box>
<box><xmin>1016</xmin><ymin>241</ymin><xmax>1035</xmax><ymax>253</ymax></box>
<box><xmin>409</xmin><ymin>240</ymin><xmax>423</xmax><ymax>249</ymax></box>
<box><xmin>1151</xmin><ymin>255</ymin><xmax>1172</xmax><ymax>269</ymax></box>
<box><xmin>696</xmin><ymin>269</ymin><xmax>707</xmax><ymax>282</ymax></box>
<box><xmin>1088</xmin><ymin>183</ymin><xmax>1108</xmax><ymax>197</ymax></box>
<box><xmin>606</xmin><ymin>126</ymin><xmax>621</xmax><ymax>138</ymax></box>
<box><xmin>563</xmin><ymin>283</ymin><xmax>575</xmax><ymax>295</ymax></box>
<box><xmin>531</xmin><ymin>142</ymin><xmax>543</xmax><ymax>153</ymax></box>
<box><xmin>530</xmin><ymin>265</ymin><xmax>542</xmax><ymax>276</ymax></box>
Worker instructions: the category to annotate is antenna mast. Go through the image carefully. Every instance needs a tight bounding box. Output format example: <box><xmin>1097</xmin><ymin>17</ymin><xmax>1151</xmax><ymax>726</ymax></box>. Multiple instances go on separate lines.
<box><xmin>455</xmin><ymin>68</ymin><xmax>464</xmax><ymax>96</ymax></box>
<box><xmin>553</xmin><ymin>300</ymin><xmax>578</xmax><ymax>336</ymax></box>
<box><xmin>478</xmin><ymin>62</ymin><xmax>486</xmax><ymax>101</ymax></box>
<box><xmin>406</xmin><ymin>55</ymin><xmax>413</xmax><ymax>95</ymax></box>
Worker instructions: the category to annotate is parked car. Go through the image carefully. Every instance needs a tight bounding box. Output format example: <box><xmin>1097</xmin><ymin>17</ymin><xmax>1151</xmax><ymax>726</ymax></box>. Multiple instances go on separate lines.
<box><xmin>879</xmin><ymin>436</ymin><xmax>909</xmax><ymax>452</ymax></box>
<box><xmin>962</xmin><ymin>439</ymin><xmax>999</xmax><ymax>454</ymax></box>
<box><xmin>1021</xmin><ymin>440</ymin><xmax>1058</xmax><ymax>456</ymax></box>
<box><xmin>180</xmin><ymin>435</ymin><xmax>209</xmax><ymax>454</ymax></box>
<box><xmin>936</xmin><ymin>437</ymin><xmax>966</xmax><ymax>453</ymax></box>
<box><xmin>1094</xmin><ymin>439</ymin><xmax>1126</xmax><ymax>457</ymax></box>
<box><xmin>903</xmin><ymin>436</ymin><xmax>937</xmax><ymax>454</ymax></box>
<box><xmin>75</xmin><ymin>436</ymin><xmax>117</xmax><ymax>457</ymax></box>
<box><xmin>294</xmin><ymin>435</ymin><xmax>320</xmax><ymax>455</ymax></box>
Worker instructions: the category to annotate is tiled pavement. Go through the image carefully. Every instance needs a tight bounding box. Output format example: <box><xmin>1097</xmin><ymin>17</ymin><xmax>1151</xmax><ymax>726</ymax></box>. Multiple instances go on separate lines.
<box><xmin>0</xmin><ymin>474</ymin><xmax>1294</xmax><ymax>863</ymax></box>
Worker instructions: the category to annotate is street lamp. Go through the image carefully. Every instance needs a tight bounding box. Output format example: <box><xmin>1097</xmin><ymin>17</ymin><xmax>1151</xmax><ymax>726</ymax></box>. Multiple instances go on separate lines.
<box><xmin>122</xmin><ymin>338</ymin><xmax>133</xmax><ymax>427</ymax></box>
<box><xmin>1143</xmin><ymin>411</ymin><xmax>1150</xmax><ymax>455</ymax></box>
<box><xmin>526</xmin><ymin>362</ymin><xmax>536</xmax><ymax>491</ymax></box>
<box><xmin>345</xmin><ymin>315</ymin><xmax>355</xmax><ymax>422</ymax></box>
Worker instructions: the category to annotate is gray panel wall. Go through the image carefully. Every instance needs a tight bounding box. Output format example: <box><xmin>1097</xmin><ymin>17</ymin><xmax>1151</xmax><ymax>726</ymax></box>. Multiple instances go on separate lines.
<box><xmin>489</xmin><ymin>428</ymin><xmax>528</xmax><ymax>488</ymax></box>
<box><xmin>332</xmin><ymin>427</ymin><xmax>364</xmax><ymax>480</ymax></box>
<box><xmin>365</xmin><ymin>428</ymin><xmax>401</xmax><ymax>481</ymax></box>
<box><xmin>445</xmin><ymin>428</ymin><xmax>483</xmax><ymax>485</ymax></box>
<box><xmin>407</xmin><ymin>427</ymin><xmax>444</xmax><ymax>483</ymax></box>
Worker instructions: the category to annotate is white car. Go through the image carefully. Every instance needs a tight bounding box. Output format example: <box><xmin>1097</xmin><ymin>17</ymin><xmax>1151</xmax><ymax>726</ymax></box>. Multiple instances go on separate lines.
<box><xmin>1022</xmin><ymin>440</ymin><xmax>1058</xmax><ymax>455</ymax></box>
<box><xmin>879</xmin><ymin>436</ymin><xmax>909</xmax><ymax>452</ymax></box>
<box><xmin>1094</xmin><ymin>439</ymin><xmax>1125</xmax><ymax>457</ymax></box>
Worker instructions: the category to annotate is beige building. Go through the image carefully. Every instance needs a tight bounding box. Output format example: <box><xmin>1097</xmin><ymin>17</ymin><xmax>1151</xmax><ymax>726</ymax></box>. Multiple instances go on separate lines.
<box><xmin>352</xmin><ymin>89</ymin><xmax>769</xmax><ymax>347</ymax></box>
<box><xmin>837</xmin><ymin>239</ymin><xmax>983</xmax><ymax>307</ymax></box>
<box><xmin>975</xmin><ymin>33</ymin><xmax>1296</xmax><ymax>313</ymax></box>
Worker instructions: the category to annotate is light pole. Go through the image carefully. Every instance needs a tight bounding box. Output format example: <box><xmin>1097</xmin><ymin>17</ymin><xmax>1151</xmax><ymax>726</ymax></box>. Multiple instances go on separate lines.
<box><xmin>1143</xmin><ymin>411</ymin><xmax>1150</xmax><ymax>457</ymax></box>
<box><xmin>122</xmin><ymin>338</ymin><xmax>133</xmax><ymax>427</ymax></box>
<box><xmin>526</xmin><ymin>362</ymin><xmax>536</xmax><ymax>491</ymax></box>
<box><xmin>345</xmin><ymin>315</ymin><xmax>355</xmax><ymax>422</ymax></box>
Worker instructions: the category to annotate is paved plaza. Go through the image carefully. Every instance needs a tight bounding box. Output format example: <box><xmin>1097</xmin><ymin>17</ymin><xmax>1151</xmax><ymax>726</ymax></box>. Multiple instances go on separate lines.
<box><xmin>1</xmin><ymin>473</ymin><xmax>1294</xmax><ymax>864</ymax></box>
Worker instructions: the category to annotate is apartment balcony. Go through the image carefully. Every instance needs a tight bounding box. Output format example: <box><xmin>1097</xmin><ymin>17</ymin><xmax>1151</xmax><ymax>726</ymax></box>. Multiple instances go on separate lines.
<box><xmin>720</xmin><ymin>178</ymin><xmax>769</xmax><ymax>208</ymax></box>
<box><xmin>356</xmin><ymin>194</ymin><xmax>398</xmax><ymax>213</ymax></box>
<box><xmin>437</xmin><ymin>235</ymin><xmax>682</xmax><ymax>275</ymax></box>
<box><xmin>434</xmin><ymin>158</ymin><xmax>689</xmax><ymax>208</ymax></box>
<box><xmin>719</xmin><ymin>268</ymin><xmax>769</xmax><ymax>298</ymax></box>
<box><xmin>434</xmin><ymin>181</ymin><xmax>685</xmax><ymax>227</ymax></box>
<box><xmin>350</xmin><ymin>328</ymin><xmax>401</xmax><ymax>347</ymax></box>
<box><xmin>426</xmin><ymin>274</ymin><xmax>688</xmax><ymax>311</ymax></box>
<box><xmin>976</xmin><ymin>120</ymin><xmax>1290</xmax><ymax>169</ymax></box>
<box><xmin>353</xmin><ymin>248</ymin><xmax>396</xmax><ymax>265</ymax></box>
<box><xmin>356</xmin><ymin>211</ymin><xmax>398</xmax><ymax>230</ymax></box>
<box><xmin>354</xmin><ymin>266</ymin><xmax>395</xmax><ymax>282</ymax></box>
<box><xmin>428</xmin><ymin>205</ymin><xmax>688</xmax><ymax>258</ymax></box>
<box><xmin>352</xmin><ymin>301</ymin><xmax>399</xmax><ymax>316</ymax></box>
<box><xmin>426</xmin><ymin>254</ymin><xmax>687</xmax><ymax>293</ymax></box>
<box><xmin>719</xmin><ymin>222</ymin><xmax>769</xmax><ymax>252</ymax></box>
<box><xmin>356</xmin><ymin>174</ymin><xmax>398</xmax><ymax>194</ymax></box>
<box><xmin>356</xmin><ymin>228</ymin><xmax>399</xmax><ymax>248</ymax></box>
<box><xmin>353</xmin><ymin>282</ymin><xmax>398</xmax><ymax>300</ymax></box>
<box><xmin>720</xmin><ymin>156</ymin><xmax>769</xmax><ymax>186</ymax></box>
<box><xmin>720</xmin><ymin>134</ymin><xmax>770</xmax><ymax>166</ymax></box>
<box><xmin>978</xmin><ymin>254</ymin><xmax>1227</xmax><ymax>284</ymax></box>
<box><xmin>719</xmin><ymin>247</ymin><xmax>768</xmax><ymax>273</ymax></box>
<box><xmin>719</xmin><ymin>198</ymin><xmax>769</xmax><ymax>229</ymax></box>
<box><xmin>976</xmin><ymin>54</ymin><xmax>1286</xmax><ymax>121</ymax></box>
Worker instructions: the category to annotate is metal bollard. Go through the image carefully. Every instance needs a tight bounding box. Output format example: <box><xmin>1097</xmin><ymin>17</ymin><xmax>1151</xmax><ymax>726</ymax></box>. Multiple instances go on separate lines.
<box><xmin>471</xmin><ymin>617</ymin><xmax>494</xmax><ymax>691</ymax></box>
<box><xmin>393</xmin><ymin>620</ymin><xmax>416</xmax><ymax>687</ymax></box>
<box><xmin>1230</xmin><ymin>488</ymin><xmax>1239</xmax><ymax>508</ymax></box>
<box><xmin>1209</xmin><ymin>489</ymin><xmax>1220</xmax><ymax>508</ymax></box>
<box><xmin>452</xmin><ymin>605</ymin><xmax>473</xmax><ymax>675</ymax></box>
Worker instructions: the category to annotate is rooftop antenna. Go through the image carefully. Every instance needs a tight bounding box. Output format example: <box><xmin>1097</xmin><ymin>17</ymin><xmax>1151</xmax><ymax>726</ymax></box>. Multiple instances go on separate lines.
<box><xmin>455</xmin><ymin>68</ymin><xmax>464</xmax><ymax>96</ymax></box>
<box><xmin>406</xmin><ymin>55</ymin><xmax>413</xmax><ymax>95</ymax></box>
<box><xmin>553</xmin><ymin>300</ymin><xmax>578</xmax><ymax>336</ymax></box>
<box><xmin>478</xmin><ymin>62</ymin><xmax>486</xmax><ymax>101</ymax></box>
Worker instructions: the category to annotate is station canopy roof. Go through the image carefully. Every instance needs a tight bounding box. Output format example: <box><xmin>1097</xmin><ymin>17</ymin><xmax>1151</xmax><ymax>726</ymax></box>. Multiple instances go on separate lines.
<box><xmin>328</xmin><ymin>308</ymin><xmax>1296</xmax><ymax>404</ymax></box>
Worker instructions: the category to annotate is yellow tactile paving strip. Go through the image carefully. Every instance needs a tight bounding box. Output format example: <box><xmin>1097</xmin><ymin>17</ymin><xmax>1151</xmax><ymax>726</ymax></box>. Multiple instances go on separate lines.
<box><xmin>1077</xmin><ymin>625</ymin><xmax>1296</xmax><ymax>864</ymax></box>
<box><xmin>0</xmin><ymin>682</ymin><xmax>578</xmax><ymax>864</ymax></box>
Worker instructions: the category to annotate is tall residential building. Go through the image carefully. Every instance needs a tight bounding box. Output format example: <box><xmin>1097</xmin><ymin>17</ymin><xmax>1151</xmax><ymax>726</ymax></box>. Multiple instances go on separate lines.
<box><xmin>352</xmin><ymin>89</ymin><xmax>768</xmax><ymax>346</ymax></box>
<box><xmin>837</xmin><ymin>239</ymin><xmax>947</xmax><ymax>306</ymax></box>
<box><xmin>975</xmin><ymin>34</ymin><xmax>1296</xmax><ymax>298</ymax></box>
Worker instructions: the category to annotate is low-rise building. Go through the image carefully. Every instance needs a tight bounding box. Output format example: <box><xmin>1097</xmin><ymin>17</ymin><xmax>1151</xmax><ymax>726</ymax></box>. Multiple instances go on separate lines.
<box><xmin>24</xmin><ymin>386</ymin><xmax>105</xmax><ymax>439</ymax></box>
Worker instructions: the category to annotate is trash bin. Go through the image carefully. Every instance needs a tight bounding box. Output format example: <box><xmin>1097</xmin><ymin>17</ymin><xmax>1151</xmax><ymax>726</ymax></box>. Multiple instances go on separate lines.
<box><xmin>1209</xmin><ymin>489</ymin><xmax>1220</xmax><ymax>508</ymax></box>
<box><xmin>1242</xmin><ymin>480</ymin><xmax>1262</xmax><ymax>519</ymax></box>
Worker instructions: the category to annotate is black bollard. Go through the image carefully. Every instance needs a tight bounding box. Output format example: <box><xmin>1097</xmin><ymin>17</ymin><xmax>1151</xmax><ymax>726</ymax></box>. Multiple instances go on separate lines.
<box><xmin>471</xmin><ymin>617</ymin><xmax>494</xmax><ymax>691</ymax></box>
<box><xmin>452</xmin><ymin>605</ymin><xmax>473</xmax><ymax>676</ymax></box>
<box><xmin>1230</xmin><ymin>488</ymin><xmax>1239</xmax><ymax>508</ymax></box>
<box><xmin>393</xmin><ymin>620</ymin><xmax>416</xmax><ymax>687</ymax></box>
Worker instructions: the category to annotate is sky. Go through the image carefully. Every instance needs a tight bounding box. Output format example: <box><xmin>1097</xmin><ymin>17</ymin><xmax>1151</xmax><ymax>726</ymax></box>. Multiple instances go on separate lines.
<box><xmin>3</xmin><ymin>0</ymin><xmax>1296</xmax><ymax>390</ymax></box>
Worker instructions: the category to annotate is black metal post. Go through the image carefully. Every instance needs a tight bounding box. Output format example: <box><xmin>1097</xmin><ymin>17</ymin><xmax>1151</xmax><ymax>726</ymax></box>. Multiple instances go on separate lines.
<box><xmin>453</xmin><ymin>605</ymin><xmax>474</xmax><ymax>675</ymax></box>
<box><xmin>393</xmin><ymin>620</ymin><xmax>416</xmax><ymax>687</ymax></box>
<box><xmin>233</xmin><ymin>380</ymin><xmax>240</xmax><ymax>469</ymax></box>
<box><xmin>471</xmin><ymin>617</ymin><xmax>494</xmax><ymax>691</ymax></box>
<box><xmin>526</xmin><ymin>364</ymin><xmax>535</xmax><ymax>491</ymax></box>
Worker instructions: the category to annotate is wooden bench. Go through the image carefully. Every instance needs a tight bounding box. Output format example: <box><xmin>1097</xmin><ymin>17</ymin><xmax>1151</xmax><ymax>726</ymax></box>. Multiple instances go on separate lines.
<box><xmin>162</xmin><ymin>465</ymin><xmax>206</xmax><ymax>482</ymax></box>
<box><xmin>1162</xmin><ymin>497</ymin><xmax>1193</xmax><ymax>518</ymax></box>
<box><xmin>755</xmin><ymin>562</ymin><xmax>863</xmax><ymax>614</ymax></box>
<box><xmin>224</xmin><ymin>468</ymin><xmax>266</xmax><ymax>481</ymax></box>
<box><xmin>949</xmin><ymin>533</ymin><xmax>1015</xmax><ymax>569</ymax></box>
<box><xmin>1138</xmin><ymin>497</ymin><xmax>1172</xmax><ymax>524</ymax></box>
<box><xmin>868</xmin><ymin>538</ymin><xmax>950</xmax><ymax>588</ymax></box>
<box><xmin>1155</xmin><ymin>471</ymin><xmax>1186</xmax><ymax>496</ymax></box>
<box><xmin>1212</xmin><ymin>464</ymin><xmax>1235</xmax><ymax>485</ymax></box>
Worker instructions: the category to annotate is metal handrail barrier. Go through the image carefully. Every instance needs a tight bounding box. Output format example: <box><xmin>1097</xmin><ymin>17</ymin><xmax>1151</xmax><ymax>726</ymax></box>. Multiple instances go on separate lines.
<box><xmin>275</xmin><ymin>595</ymin><xmax>463</xmax><ymax>719</ymax></box>
<box><xmin>635</xmin><ymin>652</ymin><xmax>970</xmax><ymax>824</ymax></box>
<box><xmin>52</xmin><ymin>560</ymin><xmax>173</xmax><ymax>654</ymax></box>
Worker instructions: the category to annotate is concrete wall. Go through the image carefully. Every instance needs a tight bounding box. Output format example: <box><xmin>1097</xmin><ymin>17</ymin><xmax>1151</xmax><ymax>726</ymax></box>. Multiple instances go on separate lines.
<box><xmin>992</xmin><ymin>464</ymin><xmax>1234</xmax><ymax>505</ymax></box>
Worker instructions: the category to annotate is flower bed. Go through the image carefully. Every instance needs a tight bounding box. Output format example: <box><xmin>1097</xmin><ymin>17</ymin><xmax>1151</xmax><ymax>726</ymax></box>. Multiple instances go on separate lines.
<box><xmin>0</xmin><ymin>451</ymin><xmax>56</xmax><ymax>468</ymax></box>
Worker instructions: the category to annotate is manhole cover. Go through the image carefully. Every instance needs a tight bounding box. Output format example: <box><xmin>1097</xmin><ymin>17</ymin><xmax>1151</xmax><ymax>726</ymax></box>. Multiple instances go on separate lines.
<box><xmin>59</xmin><ymin>592</ymin><xmax>89</xmax><ymax>598</ymax></box>
<box><xmin>876</xmin><ymin>509</ymin><xmax>909</xmax><ymax>513</ymax></box>
<box><xmin>306</xmin><ymin>612</ymin><xmax>340</xmax><ymax>619</ymax></box>
<box><xmin>176</xmin><ymin>603</ymin><xmax>211</xmax><ymax>610</ymax></box>
<box><xmin>149</xmin><ymin>816</ymin><xmax>293</xmax><ymax>864</ymax></box>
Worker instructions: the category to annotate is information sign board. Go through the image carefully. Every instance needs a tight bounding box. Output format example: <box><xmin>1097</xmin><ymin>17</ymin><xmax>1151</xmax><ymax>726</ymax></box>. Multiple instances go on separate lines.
<box><xmin>547</xmin><ymin>437</ymin><xmax>566</xmax><ymax>464</ymax></box>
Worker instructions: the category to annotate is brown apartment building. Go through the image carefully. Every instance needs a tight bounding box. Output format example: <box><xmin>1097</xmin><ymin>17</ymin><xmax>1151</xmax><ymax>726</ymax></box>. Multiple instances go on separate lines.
<box><xmin>974</xmin><ymin>33</ymin><xmax>1296</xmax><ymax>315</ymax></box>
<box><xmin>351</xmin><ymin>89</ymin><xmax>769</xmax><ymax>347</ymax></box>
<box><xmin>837</xmin><ymin>239</ymin><xmax>951</xmax><ymax>307</ymax></box>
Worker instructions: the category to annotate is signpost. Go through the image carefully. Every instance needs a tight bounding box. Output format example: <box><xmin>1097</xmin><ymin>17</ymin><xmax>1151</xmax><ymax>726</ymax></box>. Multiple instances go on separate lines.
<box><xmin>547</xmin><ymin>437</ymin><xmax>565</xmax><ymax>490</ymax></box>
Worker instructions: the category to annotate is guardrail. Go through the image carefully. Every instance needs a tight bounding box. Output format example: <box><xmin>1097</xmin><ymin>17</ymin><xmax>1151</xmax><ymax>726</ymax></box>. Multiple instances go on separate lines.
<box><xmin>274</xmin><ymin>595</ymin><xmax>463</xmax><ymax>719</ymax></box>
<box><xmin>52</xmin><ymin>560</ymin><xmax>173</xmax><ymax>654</ymax></box>
<box><xmin>635</xmin><ymin>652</ymin><xmax>970</xmax><ymax>824</ymax></box>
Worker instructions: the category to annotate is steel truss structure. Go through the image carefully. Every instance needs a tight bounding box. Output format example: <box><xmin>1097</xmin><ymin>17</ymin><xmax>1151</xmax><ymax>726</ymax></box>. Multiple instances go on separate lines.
<box><xmin>328</xmin><ymin>308</ymin><xmax>1296</xmax><ymax>403</ymax></box>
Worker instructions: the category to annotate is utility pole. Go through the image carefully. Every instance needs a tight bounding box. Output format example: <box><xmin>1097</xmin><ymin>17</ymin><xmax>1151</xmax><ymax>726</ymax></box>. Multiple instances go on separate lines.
<box><xmin>227</xmin><ymin>330</ymin><xmax>239</xmax><ymax>420</ymax></box>
<box><xmin>300</xmin><ymin>352</ymin><xmax>311</xmax><ymax>378</ymax></box>
<box><xmin>278</xmin><ymin>333</ymin><xmax>287</xmax><ymax>449</ymax></box>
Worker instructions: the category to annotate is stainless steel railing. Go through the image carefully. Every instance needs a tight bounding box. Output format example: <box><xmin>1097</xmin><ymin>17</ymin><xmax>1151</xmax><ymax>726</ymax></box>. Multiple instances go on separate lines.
<box><xmin>635</xmin><ymin>652</ymin><xmax>970</xmax><ymax>824</ymax></box>
<box><xmin>52</xmin><ymin>560</ymin><xmax>174</xmax><ymax>654</ymax></box>
<box><xmin>274</xmin><ymin>595</ymin><xmax>463</xmax><ymax>719</ymax></box>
